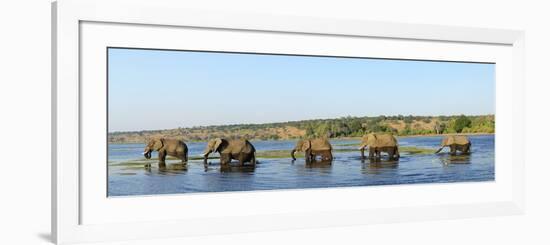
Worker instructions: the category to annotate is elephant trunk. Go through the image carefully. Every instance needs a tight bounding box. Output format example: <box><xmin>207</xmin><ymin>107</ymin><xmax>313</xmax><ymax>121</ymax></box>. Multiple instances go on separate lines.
<box><xmin>291</xmin><ymin>149</ymin><xmax>297</xmax><ymax>160</ymax></box>
<box><xmin>203</xmin><ymin>152</ymin><xmax>210</xmax><ymax>165</ymax></box>
<box><xmin>358</xmin><ymin>144</ymin><xmax>366</xmax><ymax>159</ymax></box>
<box><xmin>143</xmin><ymin>149</ymin><xmax>152</xmax><ymax>159</ymax></box>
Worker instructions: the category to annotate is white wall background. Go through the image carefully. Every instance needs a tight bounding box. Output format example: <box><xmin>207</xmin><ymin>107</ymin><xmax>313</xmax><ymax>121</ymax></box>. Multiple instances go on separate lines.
<box><xmin>0</xmin><ymin>0</ymin><xmax>548</xmax><ymax>244</ymax></box>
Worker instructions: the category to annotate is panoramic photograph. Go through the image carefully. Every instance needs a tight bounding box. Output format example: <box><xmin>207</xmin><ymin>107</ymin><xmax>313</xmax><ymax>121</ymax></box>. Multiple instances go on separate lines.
<box><xmin>107</xmin><ymin>47</ymin><xmax>495</xmax><ymax>197</ymax></box>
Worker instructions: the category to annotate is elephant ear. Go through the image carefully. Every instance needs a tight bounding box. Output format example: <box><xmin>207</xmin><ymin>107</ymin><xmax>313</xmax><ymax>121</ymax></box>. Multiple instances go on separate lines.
<box><xmin>213</xmin><ymin>138</ymin><xmax>223</xmax><ymax>152</ymax></box>
<box><xmin>301</xmin><ymin>140</ymin><xmax>311</xmax><ymax>151</ymax></box>
<box><xmin>153</xmin><ymin>138</ymin><xmax>164</xmax><ymax>150</ymax></box>
<box><xmin>442</xmin><ymin>136</ymin><xmax>450</xmax><ymax>146</ymax></box>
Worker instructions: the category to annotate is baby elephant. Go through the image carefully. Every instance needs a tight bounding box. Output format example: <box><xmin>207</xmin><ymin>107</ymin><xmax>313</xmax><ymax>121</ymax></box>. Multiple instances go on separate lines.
<box><xmin>202</xmin><ymin>138</ymin><xmax>256</xmax><ymax>166</ymax></box>
<box><xmin>435</xmin><ymin>135</ymin><xmax>471</xmax><ymax>154</ymax></box>
<box><xmin>291</xmin><ymin>138</ymin><xmax>333</xmax><ymax>163</ymax></box>
<box><xmin>143</xmin><ymin>138</ymin><xmax>188</xmax><ymax>168</ymax></box>
<box><xmin>358</xmin><ymin>133</ymin><xmax>400</xmax><ymax>160</ymax></box>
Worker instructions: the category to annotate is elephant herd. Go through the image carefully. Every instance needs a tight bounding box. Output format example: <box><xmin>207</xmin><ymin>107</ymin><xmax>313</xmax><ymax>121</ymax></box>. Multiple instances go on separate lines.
<box><xmin>142</xmin><ymin>134</ymin><xmax>472</xmax><ymax>168</ymax></box>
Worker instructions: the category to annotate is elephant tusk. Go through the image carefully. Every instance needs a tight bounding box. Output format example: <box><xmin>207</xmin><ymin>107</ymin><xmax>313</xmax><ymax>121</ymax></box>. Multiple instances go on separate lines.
<box><xmin>142</xmin><ymin>151</ymin><xmax>148</xmax><ymax>155</ymax></box>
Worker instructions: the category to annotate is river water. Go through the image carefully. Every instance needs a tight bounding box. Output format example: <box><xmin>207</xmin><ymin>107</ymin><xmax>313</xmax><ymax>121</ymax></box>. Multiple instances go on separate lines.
<box><xmin>108</xmin><ymin>135</ymin><xmax>494</xmax><ymax>196</ymax></box>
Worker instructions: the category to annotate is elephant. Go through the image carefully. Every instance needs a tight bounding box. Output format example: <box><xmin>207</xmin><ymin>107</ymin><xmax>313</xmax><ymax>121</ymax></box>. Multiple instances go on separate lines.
<box><xmin>358</xmin><ymin>133</ymin><xmax>400</xmax><ymax>160</ymax></box>
<box><xmin>435</xmin><ymin>135</ymin><xmax>471</xmax><ymax>154</ymax></box>
<box><xmin>202</xmin><ymin>138</ymin><xmax>256</xmax><ymax>166</ymax></box>
<box><xmin>291</xmin><ymin>138</ymin><xmax>333</xmax><ymax>163</ymax></box>
<box><xmin>142</xmin><ymin>138</ymin><xmax>188</xmax><ymax>168</ymax></box>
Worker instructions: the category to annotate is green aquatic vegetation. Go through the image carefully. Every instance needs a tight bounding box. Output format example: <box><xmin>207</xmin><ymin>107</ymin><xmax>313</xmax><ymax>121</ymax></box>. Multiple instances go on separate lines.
<box><xmin>110</xmin><ymin>161</ymin><xmax>152</xmax><ymax>166</ymax></box>
<box><xmin>333</xmin><ymin>142</ymin><xmax>361</xmax><ymax>147</ymax></box>
<box><xmin>189</xmin><ymin>155</ymin><xmax>219</xmax><ymax>160</ymax></box>
<box><xmin>256</xmin><ymin>150</ymin><xmax>302</xmax><ymax>159</ymax></box>
<box><xmin>255</xmin><ymin>148</ymin><xmax>356</xmax><ymax>159</ymax></box>
<box><xmin>400</xmin><ymin>146</ymin><xmax>434</xmax><ymax>155</ymax></box>
<box><xmin>117</xmin><ymin>172</ymin><xmax>137</xmax><ymax>175</ymax></box>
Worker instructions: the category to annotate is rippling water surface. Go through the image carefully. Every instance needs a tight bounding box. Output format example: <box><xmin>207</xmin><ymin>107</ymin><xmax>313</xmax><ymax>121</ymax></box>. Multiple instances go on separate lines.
<box><xmin>108</xmin><ymin>135</ymin><xmax>494</xmax><ymax>196</ymax></box>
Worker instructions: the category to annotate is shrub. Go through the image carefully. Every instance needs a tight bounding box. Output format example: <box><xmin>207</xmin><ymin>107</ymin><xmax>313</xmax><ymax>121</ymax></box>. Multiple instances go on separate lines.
<box><xmin>453</xmin><ymin>115</ymin><xmax>472</xmax><ymax>133</ymax></box>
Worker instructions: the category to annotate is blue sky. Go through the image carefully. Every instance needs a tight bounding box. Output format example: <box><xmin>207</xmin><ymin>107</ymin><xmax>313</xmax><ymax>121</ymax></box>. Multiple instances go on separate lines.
<box><xmin>108</xmin><ymin>48</ymin><xmax>495</xmax><ymax>132</ymax></box>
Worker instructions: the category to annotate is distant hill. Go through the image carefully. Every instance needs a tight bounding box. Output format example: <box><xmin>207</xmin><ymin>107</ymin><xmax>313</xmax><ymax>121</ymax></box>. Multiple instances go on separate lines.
<box><xmin>108</xmin><ymin>114</ymin><xmax>494</xmax><ymax>144</ymax></box>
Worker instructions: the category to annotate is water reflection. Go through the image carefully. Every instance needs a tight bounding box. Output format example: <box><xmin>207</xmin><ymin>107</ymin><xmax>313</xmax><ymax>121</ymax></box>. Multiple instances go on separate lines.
<box><xmin>293</xmin><ymin>160</ymin><xmax>333</xmax><ymax>175</ymax></box>
<box><xmin>361</xmin><ymin>160</ymin><xmax>399</xmax><ymax>174</ymax></box>
<box><xmin>437</xmin><ymin>154</ymin><xmax>472</xmax><ymax>165</ymax></box>
<box><xmin>219</xmin><ymin>165</ymin><xmax>256</xmax><ymax>173</ymax></box>
<box><xmin>144</xmin><ymin>163</ymin><xmax>188</xmax><ymax>175</ymax></box>
<box><xmin>202</xmin><ymin>160</ymin><xmax>257</xmax><ymax>173</ymax></box>
<box><xmin>361</xmin><ymin>157</ymin><xmax>399</xmax><ymax>164</ymax></box>
<box><xmin>305</xmin><ymin>160</ymin><xmax>333</xmax><ymax>169</ymax></box>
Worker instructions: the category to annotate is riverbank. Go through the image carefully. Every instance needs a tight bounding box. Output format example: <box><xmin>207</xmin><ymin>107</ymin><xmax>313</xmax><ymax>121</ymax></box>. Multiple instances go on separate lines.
<box><xmin>108</xmin><ymin>115</ymin><xmax>494</xmax><ymax>144</ymax></box>
<box><xmin>109</xmin><ymin>133</ymin><xmax>494</xmax><ymax>145</ymax></box>
<box><xmin>397</xmin><ymin>133</ymin><xmax>494</xmax><ymax>138</ymax></box>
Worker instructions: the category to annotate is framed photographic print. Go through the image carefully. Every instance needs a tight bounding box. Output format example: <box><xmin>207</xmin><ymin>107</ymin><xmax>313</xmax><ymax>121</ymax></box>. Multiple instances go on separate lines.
<box><xmin>52</xmin><ymin>0</ymin><xmax>525</xmax><ymax>244</ymax></box>
<box><xmin>107</xmin><ymin>48</ymin><xmax>496</xmax><ymax>196</ymax></box>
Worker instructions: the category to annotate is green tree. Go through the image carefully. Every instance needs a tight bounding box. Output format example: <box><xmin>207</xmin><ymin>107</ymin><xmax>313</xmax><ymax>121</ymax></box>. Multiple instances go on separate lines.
<box><xmin>453</xmin><ymin>115</ymin><xmax>472</xmax><ymax>133</ymax></box>
<box><xmin>315</xmin><ymin>123</ymin><xmax>330</xmax><ymax>137</ymax></box>
<box><xmin>348</xmin><ymin>120</ymin><xmax>362</xmax><ymax>133</ymax></box>
<box><xmin>434</xmin><ymin>121</ymin><xmax>446</xmax><ymax>134</ymax></box>
<box><xmin>305</xmin><ymin>124</ymin><xmax>315</xmax><ymax>137</ymax></box>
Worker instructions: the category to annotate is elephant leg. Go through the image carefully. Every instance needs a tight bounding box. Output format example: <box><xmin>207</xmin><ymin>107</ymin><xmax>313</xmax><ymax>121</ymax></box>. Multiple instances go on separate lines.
<box><xmin>183</xmin><ymin>150</ymin><xmax>188</xmax><ymax>163</ymax></box>
<box><xmin>178</xmin><ymin>151</ymin><xmax>187</xmax><ymax>164</ymax></box>
<box><xmin>327</xmin><ymin>151</ymin><xmax>333</xmax><ymax>161</ymax></box>
<box><xmin>220</xmin><ymin>154</ymin><xmax>229</xmax><ymax>166</ymax></box>
<box><xmin>360</xmin><ymin>148</ymin><xmax>365</xmax><ymax>159</ymax></box>
<box><xmin>239</xmin><ymin>152</ymin><xmax>245</xmax><ymax>166</ymax></box>
<box><xmin>158</xmin><ymin>150</ymin><xmax>167</xmax><ymax>168</ymax></box>
<box><xmin>450</xmin><ymin>145</ymin><xmax>457</xmax><ymax>155</ymax></box>
<box><xmin>319</xmin><ymin>152</ymin><xmax>326</xmax><ymax>161</ymax></box>
<box><xmin>395</xmin><ymin>147</ymin><xmax>400</xmax><ymax>160</ymax></box>
<box><xmin>311</xmin><ymin>152</ymin><xmax>317</xmax><ymax>162</ymax></box>
<box><xmin>251</xmin><ymin>154</ymin><xmax>256</xmax><ymax>165</ymax></box>
<box><xmin>305</xmin><ymin>150</ymin><xmax>312</xmax><ymax>163</ymax></box>
<box><xmin>387</xmin><ymin>148</ymin><xmax>395</xmax><ymax>160</ymax></box>
<box><xmin>375</xmin><ymin>149</ymin><xmax>381</xmax><ymax>159</ymax></box>
<box><xmin>321</xmin><ymin>151</ymin><xmax>329</xmax><ymax>161</ymax></box>
<box><xmin>368</xmin><ymin>148</ymin><xmax>375</xmax><ymax>159</ymax></box>
<box><xmin>464</xmin><ymin>143</ymin><xmax>471</xmax><ymax>154</ymax></box>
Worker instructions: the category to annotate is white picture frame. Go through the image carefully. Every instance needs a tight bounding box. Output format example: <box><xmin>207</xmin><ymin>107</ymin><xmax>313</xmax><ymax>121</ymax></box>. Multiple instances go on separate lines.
<box><xmin>52</xmin><ymin>0</ymin><xmax>525</xmax><ymax>244</ymax></box>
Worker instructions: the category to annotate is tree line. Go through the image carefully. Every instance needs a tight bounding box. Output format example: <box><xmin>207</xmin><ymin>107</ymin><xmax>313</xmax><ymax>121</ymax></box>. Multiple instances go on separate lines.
<box><xmin>108</xmin><ymin>115</ymin><xmax>494</xmax><ymax>143</ymax></box>
<box><xmin>287</xmin><ymin>114</ymin><xmax>493</xmax><ymax>138</ymax></box>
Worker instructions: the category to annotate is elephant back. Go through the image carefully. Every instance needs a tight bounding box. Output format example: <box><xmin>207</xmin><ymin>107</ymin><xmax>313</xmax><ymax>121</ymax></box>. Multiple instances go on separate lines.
<box><xmin>224</xmin><ymin>139</ymin><xmax>255</xmax><ymax>154</ymax></box>
<box><xmin>363</xmin><ymin>133</ymin><xmax>397</xmax><ymax>147</ymax></box>
<box><xmin>310</xmin><ymin>138</ymin><xmax>332</xmax><ymax>150</ymax></box>
<box><xmin>444</xmin><ymin>135</ymin><xmax>470</xmax><ymax>146</ymax></box>
<box><xmin>374</xmin><ymin>134</ymin><xmax>398</xmax><ymax>147</ymax></box>
<box><xmin>162</xmin><ymin>138</ymin><xmax>187</xmax><ymax>151</ymax></box>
